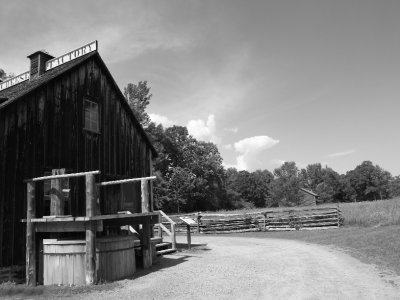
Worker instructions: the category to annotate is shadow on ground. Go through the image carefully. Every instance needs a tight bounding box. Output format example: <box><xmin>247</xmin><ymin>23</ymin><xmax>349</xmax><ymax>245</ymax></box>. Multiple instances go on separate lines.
<box><xmin>0</xmin><ymin>243</ymin><xmax>211</xmax><ymax>298</ymax></box>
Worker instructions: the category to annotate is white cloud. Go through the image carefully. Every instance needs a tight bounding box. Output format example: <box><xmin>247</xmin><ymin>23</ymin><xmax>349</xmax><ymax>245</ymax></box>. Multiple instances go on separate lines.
<box><xmin>270</xmin><ymin>159</ymin><xmax>286</xmax><ymax>167</ymax></box>
<box><xmin>227</xmin><ymin>136</ymin><xmax>280</xmax><ymax>171</ymax></box>
<box><xmin>187</xmin><ymin>114</ymin><xmax>220</xmax><ymax>143</ymax></box>
<box><xmin>328</xmin><ymin>149</ymin><xmax>356</xmax><ymax>158</ymax></box>
<box><xmin>222</xmin><ymin>144</ymin><xmax>233</xmax><ymax>150</ymax></box>
<box><xmin>234</xmin><ymin>136</ymin><xmax>279</xmax><ymax>154</ymax></box>
<box><xmin>149</xmin><ymin>113</ymin><xmax>175</xmax><ymax>127</ymax></box>
<box><xmin>225</xmin><ymin>127</ymin><xmax>239</xmax><ymax>133</ymax></box>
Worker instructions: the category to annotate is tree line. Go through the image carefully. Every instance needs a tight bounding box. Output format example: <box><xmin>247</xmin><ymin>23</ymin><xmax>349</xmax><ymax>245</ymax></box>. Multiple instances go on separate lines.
<box><xmin>2</xmin><ymin>67</ymin><xmax>397</xmax><ymax>212</ymax></box>
<box><xmin>124</xmin><ymin>81</ymin><xmax>400</xmax><ymax>213</ymax></box>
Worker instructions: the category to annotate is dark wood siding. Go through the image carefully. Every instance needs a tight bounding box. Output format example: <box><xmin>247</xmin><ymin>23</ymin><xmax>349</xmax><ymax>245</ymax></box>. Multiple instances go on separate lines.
<box><xmin>299</xmin><ymin>192</ymin><xmax>317</xmax><ymax>207</ymax></box>
<box><xmin>0</xmin><ymin>56</ymin><xmax>153</xmax><ymax>267</ymax></box>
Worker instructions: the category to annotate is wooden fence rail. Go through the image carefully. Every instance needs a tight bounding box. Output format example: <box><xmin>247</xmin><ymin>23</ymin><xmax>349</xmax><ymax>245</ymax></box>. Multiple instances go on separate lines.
<box><xmin>163</xmin><ymin>206</ymin><xmax>342</xmax><ymax>234</ymax></box>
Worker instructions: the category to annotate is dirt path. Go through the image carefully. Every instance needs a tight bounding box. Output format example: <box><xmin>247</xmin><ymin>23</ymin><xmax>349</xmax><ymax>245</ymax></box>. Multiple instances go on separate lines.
<box><xmin>80</xmin><ymin>235</ymin><xmax>400</xmax><ymax>300</ymax></box>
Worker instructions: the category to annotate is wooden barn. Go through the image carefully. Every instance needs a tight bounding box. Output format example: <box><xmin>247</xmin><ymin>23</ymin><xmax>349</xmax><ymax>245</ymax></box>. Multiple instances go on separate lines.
<box><xmin>0</xmin><ymin>41</ymin><xmax>162</xmax><ymax>285</ymax></box>
<box><xmin>299</xmin><ymin>188</ymin><xmax>320</xmax><ymax>206</ymax></box>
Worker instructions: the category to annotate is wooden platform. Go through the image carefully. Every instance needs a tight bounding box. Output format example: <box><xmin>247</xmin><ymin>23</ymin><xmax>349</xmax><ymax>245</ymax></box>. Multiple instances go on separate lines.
<box><xmin>22</xmin><ymin>212</ymin><xmax>159</xmax><ymax>232</ymax></box>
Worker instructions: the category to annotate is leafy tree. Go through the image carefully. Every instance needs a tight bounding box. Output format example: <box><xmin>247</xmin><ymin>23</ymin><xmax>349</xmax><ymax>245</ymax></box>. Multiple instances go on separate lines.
<box><xmin>302</xmin><ymin>163</ymin><xmax>341</xmax><ymax>203</ymax></box>
<box><xmin>225</xmin><ymin>168</ymin><xmax>273</xmax><ymax>208</ymax></box>
<box><xmin>168</xmin><ymin>167</ymin><xmax>195</xmax><ymax>213</ymax></box>
<box><xmin>146</xmin><ymin>123</ymin><xmax>226</xmax><ymax>212</ymax></box>
<box><xmin>0</xmin><ymin>68</ymin><xmax>5</xmax><ymax>80</ymax></box>
<box><xmin>270</xmin><ymin>162</ymin><xmax>305</xmax><ymax>206</ymax></box>
<box><xmin>342</xmin><ymin>161</ymin><xmax>392</xmax><ymax>201</ymax></box>
<box><xmin>389</xmin><ymin>176</ymin><xmax>400</xmax><ymax>198</ymax></box>
<box><xmin>124</xmin><ymin>81</ymin><xmax>152</xmax><ymax>127</ymax></box>
<box><xmin>0</xmin><ymin>69</ymin><xmax>15</xmax><ymax>81</ymax></box>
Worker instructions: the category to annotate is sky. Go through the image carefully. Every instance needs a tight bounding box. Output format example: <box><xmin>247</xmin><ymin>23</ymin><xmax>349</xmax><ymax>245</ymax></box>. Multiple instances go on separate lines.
<box><xmin>1</xmin><ymin>0</ymin><xmax>399</xmax><ymax>175</ymax></box>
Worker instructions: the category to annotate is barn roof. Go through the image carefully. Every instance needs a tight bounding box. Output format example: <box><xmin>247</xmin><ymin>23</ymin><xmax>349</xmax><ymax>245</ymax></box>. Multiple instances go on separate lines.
<box><xmin>299</xmin><ymin>188</ymin><xmax>319</xmax><ymax>198</ymax></box>
<box><xmin>0</xmin><ymin>53</ymin><xmax>96</xmax><ymax>107</ymax></box>
<box><xmin>0</xmin><ymin>50</ymin><xmax>157</xmax><ymax>156</ymax></box>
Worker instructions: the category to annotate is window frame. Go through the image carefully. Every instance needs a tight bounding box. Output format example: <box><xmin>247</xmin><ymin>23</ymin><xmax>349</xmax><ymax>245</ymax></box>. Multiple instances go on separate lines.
<box><xmin>83</xmin><ymin>98</ymin><xmax>100</xmax><ymax>134</ymax></box>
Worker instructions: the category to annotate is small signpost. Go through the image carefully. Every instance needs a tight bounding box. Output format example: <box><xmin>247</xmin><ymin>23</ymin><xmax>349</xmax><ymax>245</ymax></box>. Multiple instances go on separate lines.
<box><xmin>179</xmin><ymin>217</ymin><xmax>196</xmax><ymax>249</ymax></box>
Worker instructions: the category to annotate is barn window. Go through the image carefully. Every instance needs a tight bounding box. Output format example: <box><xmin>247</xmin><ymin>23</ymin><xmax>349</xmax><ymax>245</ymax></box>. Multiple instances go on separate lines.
<box><xmin>84</xmin><ymin>99</ymin><xmax>100</xmax><ymax>133</ymax></box>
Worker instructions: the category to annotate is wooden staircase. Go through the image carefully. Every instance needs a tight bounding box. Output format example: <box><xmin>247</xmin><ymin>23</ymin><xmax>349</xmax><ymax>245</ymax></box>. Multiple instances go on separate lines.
<box><xmin>154</xmin><ymin>210</ymin><xmax>177</xmax><ymax>255</ymax></box>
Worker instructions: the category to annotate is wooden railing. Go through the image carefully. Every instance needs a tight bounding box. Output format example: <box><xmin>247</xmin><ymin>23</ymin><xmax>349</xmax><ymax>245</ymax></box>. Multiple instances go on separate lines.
<box><xmin>98</xmin><ymin>176</ymin><xmax>156</xmax><ymax>213</ymax></box>
<box><xmin>156</xmin><ymin>210</ymin><xmax>176</xmax><ymax>250</ymax></box>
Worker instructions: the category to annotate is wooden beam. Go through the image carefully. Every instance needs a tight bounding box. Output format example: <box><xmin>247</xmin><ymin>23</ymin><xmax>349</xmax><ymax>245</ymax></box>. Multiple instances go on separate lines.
<box><xmin>22</xmin><ymin>212</ymin><xmax>160</xmax><ymax>223</ymax></box>
<box><xmin>50</xmin><ymin>169</ymin><xmax>65</xmax><ymax>216</ymax></box>
<box><xmin>98</xmin><ymin>176</ymin><xmax>156</xmax><ymax>186</ymax></box>
<box><xmin>149</xmin><ymin>151</ymin><xmax>154</xmax><ymax>212</ymax></box>
<box><xmin>85</xmin><ymin>174</ymin><xmax>96</xmax><ymax>285</ymax></box>
<box><xmin>141</xmin><ymin>217</ymin><xmax>152</xmax><ymax>268</ymax></box>
<box><xmin>35</xmin><ymin>221</ymin><xmax>103</xmax><ymax>232</ymax></box>
<box><xmin>25</xmin><ymin>170</ymin><xmax>100</xmax><ymax>183</ymax></box>
<box><xmin>141</xmin><ymin>179</ymin><xmax>149</xmax><ymax>213</ymax></box>
<box><xmin>104</xmin><ymin>215</ymin><xmax>159</xmax><ymax>227</ymax></box>
<box><xmin>26</xmin><ymin>182</ymin><xmax>36</xmax><ymax>286</ymax></box>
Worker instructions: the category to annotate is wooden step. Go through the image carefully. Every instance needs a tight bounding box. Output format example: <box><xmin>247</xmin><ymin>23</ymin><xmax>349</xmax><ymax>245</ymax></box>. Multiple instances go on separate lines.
<box><xmin>156</xmin><ymin>242</ymin><xmax>171</xmax><ymax>248</ymax></box>
<box><xmin>157</xmin><ymin>248</ymin><xmax>176</xmax><ymax>255</ymax></box>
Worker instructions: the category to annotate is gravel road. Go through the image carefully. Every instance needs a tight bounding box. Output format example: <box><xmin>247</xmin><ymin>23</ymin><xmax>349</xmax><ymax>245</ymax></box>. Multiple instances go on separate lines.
<box><xmin>80</xmin><ymin>235</ymin><xmax>400</xmax><ymax>300</ymax></box>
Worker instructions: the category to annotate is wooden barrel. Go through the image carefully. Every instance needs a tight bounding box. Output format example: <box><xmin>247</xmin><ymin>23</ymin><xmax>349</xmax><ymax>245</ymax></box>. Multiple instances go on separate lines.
<box><xmin>43</xmin><ymin>236</ymin><xmax>137</xmax><ymax>286</ymax></box>
<box><xmin>43</xmin><ymin>239</ymin><xmax>86</xmax><ymax>285</ymax></box>
<box><xmin>96</xmin><ymin>236</ymin><xmax>136</xmax><ymax>282</ymax></box>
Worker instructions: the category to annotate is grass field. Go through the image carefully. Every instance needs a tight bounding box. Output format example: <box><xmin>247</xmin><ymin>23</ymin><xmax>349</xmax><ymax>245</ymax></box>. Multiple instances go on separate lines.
<box><xmin>338</xmin><ymin>197</ymin><xmax>400</xmax><ymax>227</ymax></box>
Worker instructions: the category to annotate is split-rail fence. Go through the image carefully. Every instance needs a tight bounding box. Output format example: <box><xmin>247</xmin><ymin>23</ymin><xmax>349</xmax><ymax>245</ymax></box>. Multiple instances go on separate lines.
<box><xmin>162</xmin><ymin>206</ymin><xmax>342</xmax><ymax>234</ymax></box>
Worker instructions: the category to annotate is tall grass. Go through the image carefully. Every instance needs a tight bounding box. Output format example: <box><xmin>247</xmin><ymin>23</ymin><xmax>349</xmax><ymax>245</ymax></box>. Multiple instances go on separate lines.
<box><xmin>209</xmin><ymin>197</ymin><xmax>400</xmax><ymax>227</ymax></box>
<box><xmin>338</xmin><ymin>197</ymin><xmax>400</xmax><ymax>227</ymax></box>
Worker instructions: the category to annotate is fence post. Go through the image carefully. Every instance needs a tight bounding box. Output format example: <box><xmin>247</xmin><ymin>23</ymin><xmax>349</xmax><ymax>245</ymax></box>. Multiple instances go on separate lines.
<box><xmin>263</xmin><ymin>212</ymin><xmax>267</xmax><ymax>232</ymax></box>
<box><xmin>197</xmin><ymin>212</ymin><xmax>201</xmax><ymax>234</ymax></box>
<box><xmin>336</xmin><ymin>206</ymin><xmax>340</xmax><ymax>227</ymax></box>
<box><xmin>26</xmin><ymin>182</ymin><xmax>36</xmax><ymax>286</ymax></box>
<box><xmin>187</xmin><ymin>224</ymin><xmax>191</xmax><ymax>249</ymax></box>
<box><xmin>171</xmin><ymin>223</ymin><xmax>177</xmax><ymax>250</ymax></box>
<box><xmin>85</xmin><ymin>174</ymin><xmax>96</xmax><ymax>285</ymax></box>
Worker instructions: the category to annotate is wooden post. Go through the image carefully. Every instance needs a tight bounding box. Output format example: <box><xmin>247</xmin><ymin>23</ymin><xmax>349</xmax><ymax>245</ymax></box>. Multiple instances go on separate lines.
<box><xmin>50</xmin><ymin>169</ymin><xmax>65</xmax><ymax>216</ymax></box>
<box><xmin>263</xmin><ymin>213</ymin><xmax>267</xmax><ymax>232</ymax></box>
<box><xmin>336</xmin><ymin>207</ymin><xmax>340</xmax><ymax>228</ymax></box>
<box><xmin>141</xmin><ymin>179</ymin><xmax>149</xmax><ymax>213</ymax></box>
<box><xmin>149</xmin><ymin>151</ymin><xmax>154</xmax><ymax>212</ymax></box>
<box><xmin>187</xmin><ymin>225</ymin><xmax>191</xmax><ymax>249</ymax></box>
<box><xmin>141</xmin><ymin>217</ymin><xmax>152</xmax><ymax>268</ymax></box>
<box><xmin>26</xmin><ymin>182</ymin><xmax>36</xmax><ymax>286</ymax></box>
<box><xmin>158</xmin><ymin>212</ymin><xmax>163</xmax><ymax>238</ymax></box>
<box><xmin>171</xmin><ymin>223</ymin><xmax>177</xmax><ymax>250</ymax></box>
<box><xmin>85</xmin><ymin>174</ymin><xmax>96</xmax><ymax>285</ymax></box>
<box><xmin>197</xmin><ymin>212</ymin><xmax>201</xmax><ymax>233</ymax></box>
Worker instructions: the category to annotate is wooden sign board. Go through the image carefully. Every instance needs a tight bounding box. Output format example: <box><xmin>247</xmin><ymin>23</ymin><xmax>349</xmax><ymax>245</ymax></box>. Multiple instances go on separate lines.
<box><xmin>46</xmin><ymin>40</ymin><xmax>98</xmax><ymax>71</ymax></box>
<box><xmin>179</xmin><ymin>217</ymin><xmax>196</xmax><ymax>225</ymax></box>
<box><xmin>0</xmin><ymin>71</ymin><xmax>30</xmax><ymax>91</ymax></box>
